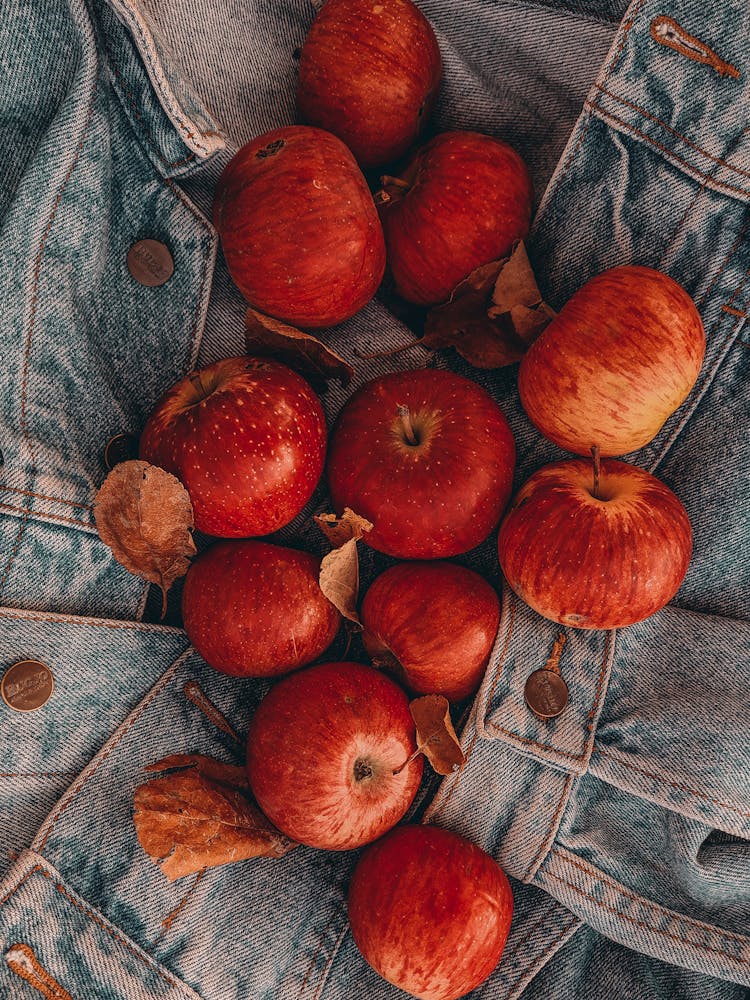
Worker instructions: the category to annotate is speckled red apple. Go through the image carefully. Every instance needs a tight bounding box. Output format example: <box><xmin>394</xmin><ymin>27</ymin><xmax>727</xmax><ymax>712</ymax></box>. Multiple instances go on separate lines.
<box><xmin>498</xmin><ymin>458</ymin><xmax>693</xmax><ymax>629</ymax></box>
<box><xmin>379</xmin><ymin>130</ymin><xmax>533</xmax><ymax>305</ymax></box>
<box><xmin>348</xmin><ymin>824</ymin><xmax>513</xmax><ymax>999</ymax></box>
<box><xmin>297</xmin><ymin>0</ymin><xmax>442</xmax><ymax>169</ymax></box>
<box><xmin>182</xmin><ymin>540</ymin><xmax>340</xmax><ymax>677</ymax></box>
<box><xmin>326</xmin><ymin>368</ymin><xmax>516</xmax><ymax>558</ymax></box>
<box><xmin>213</xmin><ymin>126</ymin><xmax>385</xmax><ymax>327</ymax></box>
<box><xmin>361</xmin><ymin>562</ymin><xmax>500</xmax><ymax>701</ymax></box>
<box><xmin>246</xmin><ymin>661</ymin><xmax>423</xmax><ymax>849</ymax></box>
<box><xmin>139</xmin><ymin>356</ymin><xmax>327</xmax><ymax>538</ymax></box>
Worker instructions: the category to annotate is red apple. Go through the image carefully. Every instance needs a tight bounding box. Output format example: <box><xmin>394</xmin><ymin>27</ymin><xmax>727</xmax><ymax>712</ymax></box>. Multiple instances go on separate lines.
<box><xmin>497</xmin><ymin>458</ymin><xmax>693</xmax><ymax>630</ymax></box>
<box><xmin>326</xmin><ymin>369</ymin><xmax>516</xmax><ymax>558</ymax></box>
<box><xmin>361</xmin><ymin>561</ymin><xmax>500</xmax><ymax>701</ymax></box>
<box><xmin>182</xmin><ymin>540</ymin><xmax>340</xmax><ymax>677</ymax></box>
<box><xmin>378</xmin><ymin>130</ymin><xmax>533</xmax><ymax>305</ymax></box>
<box><xmin>348</xmin><ymin>824</ymin><xmax>513</xmax><ymax>1000</ymax></box>
<box><xmin>246</xmin><ymin>661</ymin><xmax>422</xmax><ymax>850</ymax></box>
<box><xmin>518</xmin><ymin>266</ymin><xmax>706</xmax><ymax>456</ymax></box>
<box><xmin>139</xmin><ymin>356</ymin><xmax>326</xmax><ymax>537</ymax></box>
<box><xmin>297</xmin><ymin>0</ymin><xmax>442</xmax><ymax>170</ymax></box>
<box><xmin>213</xmin><ymin>126</ymin><xmax>385</xmax><ymax>328</ymax></box>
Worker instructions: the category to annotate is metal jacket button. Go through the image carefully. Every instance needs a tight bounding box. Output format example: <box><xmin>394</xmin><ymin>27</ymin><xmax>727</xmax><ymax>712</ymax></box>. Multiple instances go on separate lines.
<box><xmin>524</xmin><ymin>669</ymin><xmax>569</xmax><ymax>720</ymax></box>
<box><xmin>1</xmin><ymin>660</ymin><xmax>55</xmax><ymax>712</ymax></box>
<box><xmin>103</xmin><ymin>433</ymin><xmax>138</xmax><ymax>470</ymax></box>
<box><xmin>127</xmin><ymin>238</ymin><xmax>174</xmax><ymax>286</ymax></box>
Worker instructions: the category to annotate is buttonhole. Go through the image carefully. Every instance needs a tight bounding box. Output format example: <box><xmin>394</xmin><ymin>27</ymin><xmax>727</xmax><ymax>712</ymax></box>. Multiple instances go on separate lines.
<box><xmin>650</xmin><ymin>15</ymin><xmax>740</xmax><ymax>79</ymax></box>
<box><xmin>6</xmin><ymin>942</ymin><xmax>74</xmax><ymax>1000</ymax></box>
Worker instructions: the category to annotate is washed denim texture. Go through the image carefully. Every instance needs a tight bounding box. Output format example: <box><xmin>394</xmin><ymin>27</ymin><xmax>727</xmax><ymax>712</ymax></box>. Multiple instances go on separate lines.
<box><xmin>1</xmin><ymin>0</ymin><xmax>749</xmax><ymax>998</ymax></box>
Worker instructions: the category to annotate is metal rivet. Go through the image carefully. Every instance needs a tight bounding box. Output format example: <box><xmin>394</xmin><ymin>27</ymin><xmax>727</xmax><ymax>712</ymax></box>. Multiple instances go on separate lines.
<box><xmin>1</xmin><ymin>660</ymin><xmax>55</xmax><ymax>712</ymax></box>
<box><xmin>524</xmin><ymin>669</ymin><xmax>569</xmax><ymax>720</ymax></box>
<box><xmin>103</xmin><ymin>433</ymin><xmax>138</xmax><ymax>470</ymax></box>
<box><xmin>127</xmin><ymin>239</ymin><xmax>174</xmax><ymax>287</ymax></box>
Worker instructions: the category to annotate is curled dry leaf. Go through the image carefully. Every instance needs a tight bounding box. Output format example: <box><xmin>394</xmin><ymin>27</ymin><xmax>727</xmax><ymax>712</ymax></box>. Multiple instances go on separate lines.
<box><xmin>423</xmin><ymin>243</ymin><xmax>555</xmax><ymax>369</ymax></box>
<box><xmin>134</xmin><ymin>754</ymin><xmax>297</xmax><ymax>881</ymax></box>
<box><xmin>95</xmin><ymin>460</ymin><xmax>196</xmax><ymax>617</ymax></box>
<box><xmin>410</xmin><ymin>694</ymin><xmax>466</xmax><ymax>776</ymax></box>
<box><xmin>246</xmin><ymin>307</ymin><xmax>355</xmax><ymax>389</ymax></box>
<box><xmin>487</xmin><ymin>241</ymin><xmax>557</xmax><ymax>344</ymax></box>
<box><xmin>314</xmin><ymin>508</ymin><xmax>374</xmax><ymax>628</ymax></box>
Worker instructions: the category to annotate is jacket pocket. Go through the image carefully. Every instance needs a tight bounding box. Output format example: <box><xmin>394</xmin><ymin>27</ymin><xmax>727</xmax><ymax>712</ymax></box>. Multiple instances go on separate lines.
<box><xmin>0</xmin><ymin>851</ymin><xmax>203</xmax><ymax>999</ymax></box>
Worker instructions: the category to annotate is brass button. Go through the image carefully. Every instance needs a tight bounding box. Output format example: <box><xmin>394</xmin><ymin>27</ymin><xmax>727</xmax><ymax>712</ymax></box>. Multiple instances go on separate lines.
<box><xmin>104</xmin><ymin>433</ymin><xmax>138</xmax><ymax>470</ymax></box>
<box><xmin>524</xmin><ymin>669</ymin><xmax>568</xmax><ymax>720</ymax></box>
<box><xmin>127</xmin><ymin>239</ymin><xmax>174</xmax><ymax>287</ymax></box>
<box><xmin>1</xmin><ymin>660</ymin><xmax>54</xmax><ymax>713</ymax></box>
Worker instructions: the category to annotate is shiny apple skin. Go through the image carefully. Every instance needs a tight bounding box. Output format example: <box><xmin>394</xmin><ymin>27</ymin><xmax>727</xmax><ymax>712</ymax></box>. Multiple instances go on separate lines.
<box><xmin>182</xmin><ymin>540</ymin><xmax>340</xmax><ymax>678</ymax></box>
<box><xmin>246</xmin><ymin>662</ymin><xmax>423</xmax><ymax>850</ymax></box>
<box><xmin>139</xmin><ymin>356</ymin><xmax>327</xmax><ymax>538</ymax></box>
<box><xmin>380</xmin><ymin>130</ymin><xmax>533</xmax><ymax>306</ymax></box>
<box><xmin>297</xmin><ymin>0</ymin><xmax>442</xmax><ymax>170</ymax></box>
<box><xmin>518</xmin><ymin>265</ymin><xmax>706</xmax><ymax>457</ymax></box>
<box><xmin>348</xmin><ymin>824</ymin><xmax>513</xmax><ymax>1000</ymax></box>
<box><xmin>213</xmin><ymin>126</ymin><xmax>386</xmax><ymax>328</ymax></box>
<box><xmin>326</xmin><ymin>369</ymin><xmax>516</xmax><ymax>559</ymax></box>
<box><xmin>361</xmin><ymin>561</ymin><xmax>500</xmax><ymax>701</ymax></box>
<box><xmin>498</xmin><ymin>458</ymin><xmax>693</xmax><ymax>630</ymax></box>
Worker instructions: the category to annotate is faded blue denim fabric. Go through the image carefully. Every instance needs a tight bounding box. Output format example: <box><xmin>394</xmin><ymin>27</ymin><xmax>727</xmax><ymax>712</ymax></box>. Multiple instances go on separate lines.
<box><xmin>1</xmin><ymin>1</ymin><xmax>749</xmax><ymax>999</ymax></box>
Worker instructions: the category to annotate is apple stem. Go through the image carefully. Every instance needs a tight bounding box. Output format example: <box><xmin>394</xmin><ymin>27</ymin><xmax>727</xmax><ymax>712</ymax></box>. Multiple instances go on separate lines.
<box><xmin>392</xmin><ymin>745</ymin><xmax>423</xmax><ymax>776</ymax></box>
<box><xmin>544</xmin><ymin>633</ymin><xmax>567</xmax><ymax>675</ymax></box>
<box><xmin>188</xmin><ymin>370</ymin><xmax>208</xmax><ymax>402</ymax></box>
<box><xmin>397</xmin><ymin>404</ymin><xmax>419</xmax><ymax>446</ymax></box>
<box><xmin>591</xmin><ymin>444</ymin><xmax>601</xmax><ymax>499</ymax></box>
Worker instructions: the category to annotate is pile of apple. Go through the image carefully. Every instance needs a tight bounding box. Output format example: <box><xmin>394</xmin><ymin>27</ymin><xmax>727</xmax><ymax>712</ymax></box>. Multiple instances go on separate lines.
<box><xmin>138</xmin><ymin>0</ymin><xmax>707</xmax><ymax>997</ymax></box>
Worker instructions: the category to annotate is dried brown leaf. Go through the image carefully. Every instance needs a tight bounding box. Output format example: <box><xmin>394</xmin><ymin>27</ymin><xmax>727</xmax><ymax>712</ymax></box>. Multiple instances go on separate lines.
<box><xmin>134</xmin><ymin>756</ymin><xmax>296</xmax><ymax>881</ymax></box>
<box><xmin>423</xmin><ymin>260</ymin><xmax>527</xmax><ymax>369</ymax></box>
<box><xmin>144</xmin><ymin>754</ymin><xmax>250</xmax><ymax>789</ymax></box>
<box><xmin>314</xmin><ymin>508</ymin><xmax>373</xmax><ymax>627</ymax></box>
<box><xmin>410</xmin><ymin>695</ymin><xmax>466</xmax><ymax>776</ymax></box>
<box><xmin>488</xmin><ymin>242</ymin><xmax>556</xmax><ymax>345</ymax></box>
<box><xmin>95</xmin><ymin>461</ymin><xmax>195</xmax><ymax>616</ymax></box>
<box><xmin>423</xmin><ymin>244</ymin><xmax>556</xmax><ymax>369</ymax></box>
<box><xmin>246</xmin><ymin>307</ymin><xmax>354</xmax><ymax>388</ymax></box>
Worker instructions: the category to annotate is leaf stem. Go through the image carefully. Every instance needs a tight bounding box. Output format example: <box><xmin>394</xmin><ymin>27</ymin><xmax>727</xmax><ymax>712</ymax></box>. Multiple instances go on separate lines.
<box><xmin>392</xmin><ymin>744</ymin><xmax>423</xmax><ymax>776</ymax></box>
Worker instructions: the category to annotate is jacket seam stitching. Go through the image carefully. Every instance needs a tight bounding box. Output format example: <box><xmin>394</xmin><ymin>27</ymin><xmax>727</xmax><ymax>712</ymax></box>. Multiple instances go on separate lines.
<box><xmin>35</xmin><ymin>649</ymin><xmax>191</xmax><ymax>851</ymax></box>
<box><xmin>522</xmin><ymin>772</ymin><xmax>576</xmax><ymax>881</ymax></box>
<box><xmin>0</xmin><ymin>608</ymin><xmax>184</xmax><ymax>633</ymax></box>
<box><xmin>551</xmin><ymin>850</ymin><xmax>750</xmax><ymax>945</ymax></box>
<box><xmin>0</xmin><ymin>81</ymin><xmax>99</xmax><ymax>597</ymax></box>
<box><xmin>587</xmin><ymin>101</ymin><xmax>750</xmax><ymax>198</ymax></box>
<box><xmin>592</xmin><ymin>745</ymin><xmax>750</xmax><ymax>819</ymax></box>
<box><xmin>545</xmin><ymin>869</ymin><xmax>748</xmax><ymax>964</ymax></box>
<box><xmin>112</xmin><ymin>0</ymin><xmax>215</xmax><ymax>156</ymax></box>
<box><xmin>0</xmin><ymin>864</ymin><xmax>191</xmax><ymax>988</ymax></box>
<box><xmin>0</xmin><ymin>486</ymin><xmax>93</xmax><ymax>510</ymax></box>
<box><xmin>485</xmin><ymin>630</ymin><xmax>614</xmax><ymax>762</ymax></box>
<box><xmin>546</xmin><ymin>855</ymin><xmax>750</xmax><ymax>961</ymax></box>
<box><xmin>595</xmin><ymin>83</ymin><xmax>750</xmax><ymax>182</ymax></box>
<box><xmin>0</xmin><ymin>501</ymin><xmax>92</xmax><ymax>529</ymax></box>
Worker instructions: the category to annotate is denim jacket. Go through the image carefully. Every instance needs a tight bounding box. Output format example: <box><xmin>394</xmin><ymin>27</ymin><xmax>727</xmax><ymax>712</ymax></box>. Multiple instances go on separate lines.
<box><xmin>1</xmin><ymin>0</ymin><xmax>748</xmax><ymax>997</ymax></box>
